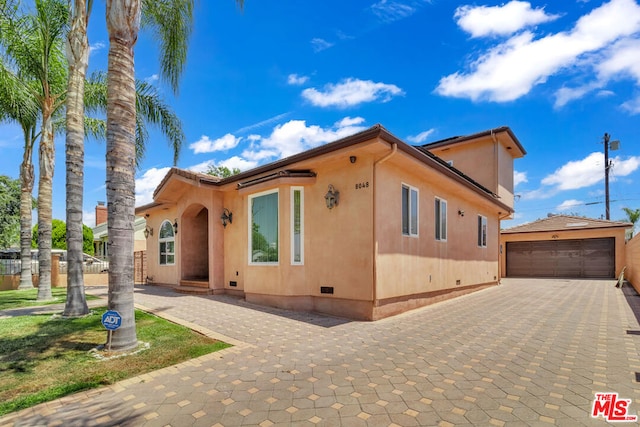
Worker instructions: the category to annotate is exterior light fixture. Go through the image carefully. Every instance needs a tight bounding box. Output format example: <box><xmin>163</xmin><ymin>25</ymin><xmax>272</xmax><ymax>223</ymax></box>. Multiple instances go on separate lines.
<box><xmin>221</xmin><ymin>208</ymin><xmax>233</xmax><ymax>228</ymax></box>
<box><xmin>350</xmin><ymin>155</ymin><xmax>357</xmax><ymax>164</ymax></box>
<box><xmin>144</xmin><ymin>225</ymin><xmax>153</xmax><ymax>239</ymax></box>
<box><xmin>173</xmin><ymin>219</ymin><xmax>178</xmax><ymax>234</ymax></box>
<box><xmin>458</xmin><ymin>209</ymin><xmax>464</xmax><ymax>217</ymax></box>
<box><xmin>325</xmin><ymin>184</ymin><xmax>339</xmax><ymax>209</ymax></box>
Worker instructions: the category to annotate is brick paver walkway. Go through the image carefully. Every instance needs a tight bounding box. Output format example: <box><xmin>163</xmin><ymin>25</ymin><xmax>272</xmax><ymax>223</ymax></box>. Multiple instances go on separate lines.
<box><xmin>1</xmin><ymin>278</ymin><xmax>640</xmax><ymax>426</ymax></box>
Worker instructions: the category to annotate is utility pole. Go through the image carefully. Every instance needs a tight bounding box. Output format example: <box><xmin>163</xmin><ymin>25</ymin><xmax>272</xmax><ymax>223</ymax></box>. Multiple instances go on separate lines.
<box><xmin>604</xmin><ymin>133</ymin><xmax>610</xmax><ymax>220</ymax></box>
<box><xmin>602</xmin><ymin>133</ymin><xmax>620</xmax><ymax>220</ymax></box>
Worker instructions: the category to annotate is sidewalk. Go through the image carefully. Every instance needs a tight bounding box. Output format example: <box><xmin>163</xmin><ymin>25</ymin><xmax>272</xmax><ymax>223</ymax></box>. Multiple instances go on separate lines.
<box><xmin>1</xmin><ymin>279</ymin><xmax>639</xmax><ymax>426</ymax></box>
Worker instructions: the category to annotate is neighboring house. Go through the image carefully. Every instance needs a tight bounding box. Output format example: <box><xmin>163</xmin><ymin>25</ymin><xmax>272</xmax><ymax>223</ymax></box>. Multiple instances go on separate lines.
<box><xmin>136</xmin><ymin>124</ymin><xmax>525</xmax><ymax>320</ymax></box>
<box><xmin>93</xmin><ymin>202</ymin><xmax>147</xmax><ymax>258</ymax></box>
<box><xmin>500</xmin><ymin>215</ymin><xmax>632</xmax><ymax>279</ymax></box>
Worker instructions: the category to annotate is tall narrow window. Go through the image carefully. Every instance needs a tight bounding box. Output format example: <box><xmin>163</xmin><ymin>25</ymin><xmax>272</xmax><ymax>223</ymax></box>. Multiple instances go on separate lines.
<box><xmin>435</xmin><ymin>198</ymin><xmax>447</xmax><ymax>241</ymax></box>
<box><xmin>291</xmin><ymin>187</ymin><xmax>304</xmax><ymax>265</ymax></box>
<box><xmin>249</xmin><ymin>190</ymin><xmax>279</xmax><ymax>264</ymax></box>
<box><xmin>478</xmin><ymin>215</ymin><xmax>487</xmax><ymax>247</ymax></box>
<box><xmin>159</xmin><ymin>220</ymin><xmax>175</xmax><ymax>265</ymax></box>
<box><xmin>402</xmin><ymin>184</ymin><xmax>418</xmax><ymax>236</ymax></box>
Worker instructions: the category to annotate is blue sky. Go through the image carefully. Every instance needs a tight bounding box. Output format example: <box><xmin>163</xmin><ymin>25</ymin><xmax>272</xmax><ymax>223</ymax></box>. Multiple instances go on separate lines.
<box><xmin>0</xmin><ymin>0</ymin><xmax>639</xmax><ymax>230</ymax></box>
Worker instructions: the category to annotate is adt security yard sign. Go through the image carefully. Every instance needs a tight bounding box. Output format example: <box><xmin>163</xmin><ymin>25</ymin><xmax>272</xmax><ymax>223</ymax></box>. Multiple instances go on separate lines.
<box><xmin>101</xmin><ymin>310</ymin><xmax>122</xmax><ymax>331</ymax></box>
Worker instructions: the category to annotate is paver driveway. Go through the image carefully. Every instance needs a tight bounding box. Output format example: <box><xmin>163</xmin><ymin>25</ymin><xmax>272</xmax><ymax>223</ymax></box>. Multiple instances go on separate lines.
<box><xmin>2</xmin><ymin>278</ymin><xmax>640</xmax><ymax>426</ymax></box>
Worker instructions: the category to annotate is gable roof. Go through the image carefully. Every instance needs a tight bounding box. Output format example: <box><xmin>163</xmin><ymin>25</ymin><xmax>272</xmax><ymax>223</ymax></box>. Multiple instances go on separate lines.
<box><xmin>501</xmin><ymin>215</ymin><xmax>632</xmax><ymax>234</ymax></box>
<box><xmin>144</xmin><ymin>124</ymin><xmax>516</xmax><ymax>214</ymax></box>
<box><xmin>420</xmin><ymin>126</ymin><xmax>526</xmax><ymax>157</ymax></box>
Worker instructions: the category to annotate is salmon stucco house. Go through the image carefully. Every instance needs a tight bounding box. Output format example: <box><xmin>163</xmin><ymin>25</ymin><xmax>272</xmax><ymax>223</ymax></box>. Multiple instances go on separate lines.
<box><xmin>136</xmin><ymin>125</ymin><xmax>526</xmax><ymax>320</ymax></box>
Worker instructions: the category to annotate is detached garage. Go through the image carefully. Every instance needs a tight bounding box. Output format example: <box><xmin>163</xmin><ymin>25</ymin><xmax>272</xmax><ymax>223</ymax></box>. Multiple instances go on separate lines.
<box><xmin>500</xmin><ymin>215</ymin><xmax>631</xmax><ymax>279</ymax></box>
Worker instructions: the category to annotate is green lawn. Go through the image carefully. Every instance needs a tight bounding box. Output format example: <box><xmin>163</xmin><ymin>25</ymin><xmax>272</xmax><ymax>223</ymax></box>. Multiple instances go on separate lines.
<box><xmin>0</xmin><ymin>288</ymin><xmax>98</xmax><ymax>311</ymax></box>
<box><xmin>0</xmin><ymin>292</ymin><xmax>230</xmax><ymax>416</ymax></box>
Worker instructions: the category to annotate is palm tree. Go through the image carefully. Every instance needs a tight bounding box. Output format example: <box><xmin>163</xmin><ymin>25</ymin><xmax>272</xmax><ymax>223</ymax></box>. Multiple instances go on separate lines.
<box><xmin>0</xmin><ymin>18</ymin><xmax>39</xmax><ymax>289</ymax></box>
<box><xmin>104</xmin><ymin>0</ymin><xmax>191</xmax><ymax>350</ymax></box>
<box><xmin>0</xmin><ymin>0</ymin><xmax>68</xmax><ymax>299</ymax></box>
<box><xmin>63</xmin><ymin>0</ymin><xmax>92</xmax><ymax>316</ymax></box>
<box><xmin>622</xmin><ymin>207</ymin><xmax>640</xmax><ymax>238</ymax></box>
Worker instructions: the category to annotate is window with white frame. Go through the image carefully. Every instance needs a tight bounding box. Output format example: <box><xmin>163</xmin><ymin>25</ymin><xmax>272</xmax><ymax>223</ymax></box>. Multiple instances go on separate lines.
<box><xmin>402</xmin><ymin>184</ymin><xmax>418</xmax><ymax>236</ymax></box>
<box><xmin>478</xmin><ymin>215</ymin><xmax>487</xmax><ymax>248</ymax></box>
<box><xmin>291</xmin><ymin>187</ymin><xmax>304</xmax><ymax>264</ymax></box>
<box><xmin>249</xmin><ymin>190</ymin><xmax>279</xmax><ymax>264</ymax></box>
<box><xmin>159</xmin><ymin>220</ymin><xmax>175</xmax><ymax>265</ymax></box>
<box><xmin>435</xmin><ymin>198</ymin><xmax>447</xmax><ymax>241</ymax></box>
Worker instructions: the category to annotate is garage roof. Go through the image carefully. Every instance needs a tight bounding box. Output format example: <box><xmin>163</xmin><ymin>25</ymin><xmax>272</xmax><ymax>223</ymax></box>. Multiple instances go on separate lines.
<box><xmin>501</xmin><ymin>214</ymin><xmax>632</xmax><ymax>234</ymax></box>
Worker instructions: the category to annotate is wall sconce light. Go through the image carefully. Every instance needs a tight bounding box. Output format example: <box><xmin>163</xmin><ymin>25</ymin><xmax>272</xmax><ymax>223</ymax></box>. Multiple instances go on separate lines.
<box><xmin>325</xmin><ymin>184</ymin><xmax>339</xmax><ymax>209</ymax></box>
<box><xmin>143</xmin><ymin>226</ymin><xmax>153</xmax><ymax>239</ymax></box>
<box><xmin>221</xmin><ymin>208</ymin><xmax>233</xmax><ymax>228</ymax></box>
<box><xmin>173</xmin><ymin>219</ymin><xmax>178</xmax><ymax>234</ymax></box>
<box><xmin>350</xmin><ymin>155</ymin><xmax>357</xmax><ymax>164</ymax></box>
<box><xmin>458</xmin><ymin>209</ymin><xmax>465</xmax><ymax>217</ymax></box>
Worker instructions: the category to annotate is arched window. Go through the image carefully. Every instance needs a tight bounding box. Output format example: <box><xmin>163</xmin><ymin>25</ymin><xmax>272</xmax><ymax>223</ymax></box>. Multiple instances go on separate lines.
<box><xmin>159</xmin><ymin>220</ymin><xmax>175</xmax><ymax>265</ymax></box>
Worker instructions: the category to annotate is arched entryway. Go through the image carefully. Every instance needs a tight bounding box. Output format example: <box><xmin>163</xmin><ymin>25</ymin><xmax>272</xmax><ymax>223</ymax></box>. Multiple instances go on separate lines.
<box><xmin>180</xmin><ymin>204</ymin><xmax>209</xmax><ymax>287</ymax></box>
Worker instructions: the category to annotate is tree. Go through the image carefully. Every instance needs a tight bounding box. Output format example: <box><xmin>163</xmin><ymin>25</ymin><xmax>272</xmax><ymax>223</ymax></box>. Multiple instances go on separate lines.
<box><xmin>105</xmin><ymin>0</ymin><xmax>202</xmax><ymax>350</ymax></box>
<box><xmin>0</xmin><ymin>1</ymin><xmax>40</xmax><ymax>289</ymax></box>
<box><xmin>0</xmin><ymin>0</ymin><xmax>69</xmax><ymax>299</ymax></box>
<box><xmin>31</xmin><ymin>220</ymin><xmax>93</xmax><ymax>252</ymax></box>
<box><xmin>0</xmin><ymin>176</ymin><xmax>21</xmax><ymax>249</ymax></box>
<box><xmin>206</xmin><ymin>165</ymin><xmax>241</xmax><ymax>178</ymax></box>
<box><xmin>622</xmin><ymin>207</ymin><xmax>640</xmax><ymax>238</ymax></box>
<box><xmin>64</xmin><ymin>0</ymin><xmax>92</xmax><ymax>316</ymax></box>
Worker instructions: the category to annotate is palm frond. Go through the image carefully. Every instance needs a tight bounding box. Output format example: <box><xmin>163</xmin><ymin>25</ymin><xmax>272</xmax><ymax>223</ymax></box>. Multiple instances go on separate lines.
<box><xmin>140</xmin><ymin>0</ymin><xmax>194</xmax><ymax>94</ymax></box>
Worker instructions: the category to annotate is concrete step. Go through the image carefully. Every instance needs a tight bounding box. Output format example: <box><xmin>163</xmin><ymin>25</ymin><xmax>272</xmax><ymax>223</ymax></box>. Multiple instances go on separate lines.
<box><xmin>174</xmin><ymin>286</ymin><xmax>214</xmax><ymax>295</ymax></box>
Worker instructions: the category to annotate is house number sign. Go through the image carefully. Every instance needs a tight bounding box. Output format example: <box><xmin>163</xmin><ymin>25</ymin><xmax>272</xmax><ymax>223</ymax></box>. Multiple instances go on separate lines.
<box><xmin>355</xmin><ymin>182</ymin><xmax>370</xmax><ymax>190</ymax></box>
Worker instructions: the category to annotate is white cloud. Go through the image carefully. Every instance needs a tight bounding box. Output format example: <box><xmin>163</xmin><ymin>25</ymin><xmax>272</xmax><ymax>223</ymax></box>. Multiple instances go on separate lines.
<box><xmin>135</xmin><ymin>167</ymin><xmax>171</xmax><ymax>206</ymax></box>
<box><xmin>311</xmin><ymin>38</ymin><xmax>334</xmax><ymax>52</ymax></box>
<box><xmin>541</xmin><ymin>152</ymin><xmax>640</xmax><ymax>190</ymax></box>
<box><xmin>336</xmin><ymin>116</ymin><xmax>366</xmax><ymax>127</ymax></box>
<box><xmin>188</xmin><ymin>157</ymin><xmax>257</xmax><ymax>174</ymax></box>
<box><xmin>556</xmin><ymin>199</ymin><xmax>583</xmax><ymax>211</ymax></box>
<box><xmin>189</xmin><ymin>134</ymin><xmax>241</xmax><ymax>154</ymax></box>
<box><xmin>407</xmin><ymin>129</ymin><xmax>436</xmax><ymax>143</ymax></box>
<box><xmin>83</xmin><ymin>209</ymin><xmax>96</xmax><ymax>228</ymax></box>
<box><xmin>514</xmin><ymin>170</ymin><xmax>528</xmax><ymax>187</ymax></box>
<box><xmin>287</xmin><ymin>74</ymin><xmax>309</xmax><ymax>85</ymax></box>
<box><xmin>437</xmin><ymin>0</ymin><xmax>640</xmax><ymax>102</ymax></box>
<box><xmin>371</xmin><ymin>0</ymin><xmax>417</xmax><ymax>23</ymax></box>
<box><xmin>145</xmin><ymin>74</ymin><xmax>159</xmax><ymax>84</ymax></box>
<box><xmin>89</xmin><ymin>42</ymin><xmax>105</xmax><ymax>54</ymax></box>
<box><xmin>234</xmin><ymin>113</ymin><xmax>290</xmax><ymax>134</ymax></box>
<box><xmin>235</xmin><ymin>117</ymin><xmax>368</xmax><ymax>164</ymax></box>
<box><xmin>218</xmin><ymin>156</ymin><xmax>258</xmax><ymax>171</ymax></box>
<box><xmin>622</xmin><ymin>95</ymin><xmax>640</xmax><ymax>113</ymax></box>
<box><xmin>455</xmin><ymin>1</ymin><xmax>559</xmax><ymax>38</ymax></box>
<box><xmin>256</xmin><ymin>118</ymin><xmax>368</xmax><ymax>159</ymax></box>
<box><xmin>302</xmin><ymin>78</ymin><xmax>404</xmax><ymax>108</ymax></box>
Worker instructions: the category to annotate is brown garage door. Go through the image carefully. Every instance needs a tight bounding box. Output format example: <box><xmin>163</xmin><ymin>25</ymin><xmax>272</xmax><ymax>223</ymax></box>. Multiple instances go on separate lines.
<box><xmin>506</xmin><ymin>238</ymin><xmax>615</xmax><ymax>278</ymax></box>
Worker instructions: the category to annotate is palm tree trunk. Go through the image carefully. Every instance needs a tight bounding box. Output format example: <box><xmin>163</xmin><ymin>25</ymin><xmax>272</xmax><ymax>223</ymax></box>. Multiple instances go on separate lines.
<box><xmin>105</xmin><ymin>0</ymin><xmax>141</xmax><ymax>350</ymax></box>
<box><xmin>63</xmin><ymin>0</ymin><xmax>90</xmax><ymax>317</ymax></box>
<box><xmin>37</xmin><ymin>99</ymin><xmax>55</xmax><ymax>301</ymax></box>
<box><xmin>18</xmin><ymin>131</ymin><xmax>34</xmax><ymax>290</ymax></box>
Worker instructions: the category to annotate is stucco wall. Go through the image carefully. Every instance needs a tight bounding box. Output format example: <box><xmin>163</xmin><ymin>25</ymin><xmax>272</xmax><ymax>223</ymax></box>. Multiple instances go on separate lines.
<box><xmin>500</xmin><ymin>227</ymin><xmax>628</xmax><ymax>278</ymax></box>
<box><xmin>428</xmin><ymin>139</ymin><xmax>498</xmax><ymax>198</ymax></box>
<box><xmin>222</xmin><ymin>148</ymin><xmax>375</xmax><ymax>304</ymax></box>
<box><xmin>144</xmin><ymin>206</ymin><xmax>178</xmax><ymax>285</ymax></box>
<box><xmin>375</xmin><ymin>156</ymin><xmax>500</xmax><ymax>302</ymax></box>
<box><xmin>626</xmin><ymin>235</ymin><xmax>640</xmax><ymax>290</ymax></box>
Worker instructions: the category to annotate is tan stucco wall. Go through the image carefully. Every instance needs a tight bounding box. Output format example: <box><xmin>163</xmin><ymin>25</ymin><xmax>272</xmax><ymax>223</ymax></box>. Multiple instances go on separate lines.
<box><xmin>428</xmin><ymin>135</ymin><xmax>516</xmax><ymax>211</ymax></box>
<box><xmin>626</xmin><ymin>235</ymin><xmax>640</xmax><ymax>290</ymax></box>
<box><xmin>140</xmin><ymin>136</ymin><xmax>509</xmax><ymax>319</ymax></box>
<box><xmin>374</xmin><ymin>155</ymin><xmax>500</xmax><ymax>304</ymax></box>
<box><xmin>222</xmin><ymin>147</ymin><xmax>376</xmax><ymax>305</ymax></box>
<box><xmin>144</xmin><ymin>206</ymin><xmax>179</xmax><ymax>285</ymax></box>
<box><xmin>500</xmin><ymin>228</ymin><xmax>628</xmax><ymax>278</ymax></box>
